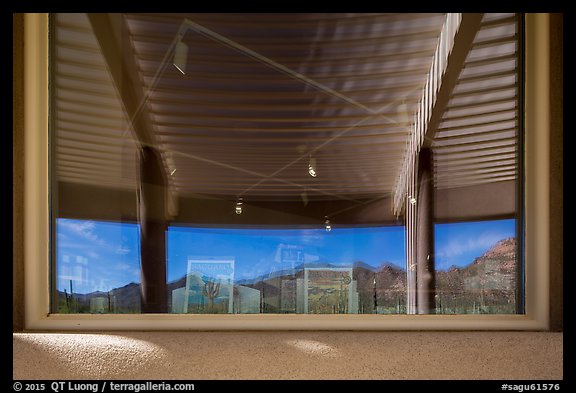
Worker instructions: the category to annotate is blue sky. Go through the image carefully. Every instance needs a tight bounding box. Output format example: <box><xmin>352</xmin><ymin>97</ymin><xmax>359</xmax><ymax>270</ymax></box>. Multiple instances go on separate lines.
<box><xmin>435</xmin><ymin>219</ymin><xmax>516</xmax><ymax>270</ymax></box>
<box><xmin>56</xmin><ymin>218</ymin><xmax>516</xmax><ymax>294</ymax></box>
<box><xmin>166</xmin><ymin>226</ymin><xmax>406</xmax><ymax>282</ymax></box>
<box><xmin>57</xmin><ymin>219</ymin><xmax>141</xmax><ymax>294</ymax></box>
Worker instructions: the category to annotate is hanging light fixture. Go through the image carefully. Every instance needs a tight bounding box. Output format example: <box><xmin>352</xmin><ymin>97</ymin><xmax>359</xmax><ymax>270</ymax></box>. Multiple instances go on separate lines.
<box><xmin>173</xmin><ymin>36</ymin><xmax>189</xmax><ymax>75</ymax></box>
<box><xmin>235</xmin><ymin>197</ymin><xmax>243</xmax><ymax>215</ymax></box>
<box><xmin>308</xmin><ymin>156</ymin><xmax>317</xmax><ymax>178</ymax></box>
<box><xmin>324</xmin><ymin>216</ymin><xmax>331</xmax><ymax>232</ymax></box>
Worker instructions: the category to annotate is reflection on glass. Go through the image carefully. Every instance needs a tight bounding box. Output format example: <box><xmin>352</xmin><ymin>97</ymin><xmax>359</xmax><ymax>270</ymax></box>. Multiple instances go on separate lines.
<box><xmin>57</xmin><ymin>221</ymin><xmax>408</xmax><ymax>314</ymax></box>
<box><xmin>166</xmin><ymin>226</ymin><xmax>406</xmax><ymax>314</ymax></box>
<box><xmin>56</xmin><ymin>219</ymin><xmax>141</xmax><ymax>314</ymax></box>
<box><xmin>172</xmin><ymin>257</ymin><xmax>235</xmax><ymax>314</ymax></box>
<box><xmin>435</xmin><ymin>219</ymin><xmax>517</xmax><ymax>314</ymax></box>
<box><xmin>55</xmin><ymin>218</ymin><xmax>519</xmax><ymax>314</ymax></box>
<box><xmin>55</xmin><ymin>218</ymin><xmax>519</xmax><ymax>315</ymax></box>
<box><xmin>50</xmin><ymin>13</ymin><xmax>524</xmax><ymax>317</ymax></box>
<box><xmin>306</xmin><ymin>268</ymin><xmax>355</xmax><ymax>314</ymax></box>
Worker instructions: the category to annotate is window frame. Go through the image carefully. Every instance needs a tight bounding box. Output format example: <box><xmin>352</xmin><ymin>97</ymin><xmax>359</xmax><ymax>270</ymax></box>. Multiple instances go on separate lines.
<box><xmin>23</xmin><ymin>13</ymin><xmax>550</xmax><ymax>330</ymax></box>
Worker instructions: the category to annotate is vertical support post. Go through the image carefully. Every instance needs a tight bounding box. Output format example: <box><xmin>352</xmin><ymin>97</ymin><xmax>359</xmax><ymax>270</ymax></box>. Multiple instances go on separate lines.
<box><xmin>416</xmin><ymin>148</ymin><xmax>435</xmax><ymax>314</ymax></box>
<box><xmin>139</xmin><ymin>146</ymin><xmax>168</xmax><ymax>313</ymax></box>
<box><xmin>406</xmin><ymin>144</ymin><xmax>418</xmax><ymax>314</ymax></box>
<box><xmin>303</xmin><ymin>268</ymin><xmax>309</xmax><ymax>314</ymax></box>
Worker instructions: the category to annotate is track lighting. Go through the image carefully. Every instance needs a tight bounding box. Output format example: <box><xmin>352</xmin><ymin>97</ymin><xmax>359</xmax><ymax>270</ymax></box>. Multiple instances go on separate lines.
<box><xmin>308</xmin><ymin>156</ymin><xmax>317</xmax><ymax>178</ymax></box>
<box><xmin>173</xmin><ymin>37</ymin><xmax>189</xmax><ymax>75</ymax></box>
<box><xmin>235</xmin><ymin>197</ymin><xmax>243</xmax><ymax>215</ymax></box>
<box><xmin>324</xmin><ymin>216</ymin><xmax>331</xmax><ymax>232</ymax></box>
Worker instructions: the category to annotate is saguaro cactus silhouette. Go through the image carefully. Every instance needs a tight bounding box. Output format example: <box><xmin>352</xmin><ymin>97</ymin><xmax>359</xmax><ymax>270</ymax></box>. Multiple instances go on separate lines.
<box><xmin>64</xmin><ymin>279</ymin><xmax>76</xmax><ymax>313</ymax></box>
<box><xmin>202</xmin><ymin>280</ymin><xmax>221</xmax><ymax>312</ymax></box>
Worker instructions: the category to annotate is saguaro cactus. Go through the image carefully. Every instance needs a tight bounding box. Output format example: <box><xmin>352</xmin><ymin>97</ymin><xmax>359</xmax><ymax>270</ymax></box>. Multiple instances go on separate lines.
<box><xmin>65</xmin><ymin>279</ymin><xmax>76</xmax><ymax>313</ymax></box>
<box><xmin>202</xmin><ymin>280</ymin><xmax>221</xmax><ymax>313</ymax></box>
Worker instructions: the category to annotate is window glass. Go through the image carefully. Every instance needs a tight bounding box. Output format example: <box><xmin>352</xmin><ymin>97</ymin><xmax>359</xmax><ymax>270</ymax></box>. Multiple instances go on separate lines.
<box><xmin>435</xmin><ymin>219</ymin><xmax>518</xmax><ymax>314</ymax></box>
<box><xmin>166</xmin><ymin>226</ymin><xmax>406</xmax><ymax>314</ymax></box>
<box><xmin>50</xmin><ymin>13</ymin><xmax>523</xmax><ymax>317</ymax></box>
<box><xmin>57</xmin><ymin>222</ymin><xmax>407</xmax><ymax>314</ymax></box>
<box><xmin>55</xmin><ymin>218</ymin><xmax>519</xmax><ymax>315</ymax></box>
<box><xmin>56</xmin><ymin>219</ymin><xmax>141</xmax><ymax>313</ymax></box>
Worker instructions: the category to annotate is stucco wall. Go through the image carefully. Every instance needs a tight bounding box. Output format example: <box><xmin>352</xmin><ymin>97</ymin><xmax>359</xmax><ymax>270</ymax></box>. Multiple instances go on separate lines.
<box><xmin>13</xmin><ymin>332</ymin><xmax>562</xmax><ymax>380</ymax></box>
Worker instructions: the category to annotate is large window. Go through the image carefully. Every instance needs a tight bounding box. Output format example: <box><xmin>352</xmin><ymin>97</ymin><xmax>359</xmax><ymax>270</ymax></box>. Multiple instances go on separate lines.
<box><xmin>49</xmin><ymin>13</ymin><xmax>523</xmax><ymax>316</ymax></box>
<box><xmin>22</xmin><ymin>12</ymin><xmax>554</xmax><ymax>330</ymax></box>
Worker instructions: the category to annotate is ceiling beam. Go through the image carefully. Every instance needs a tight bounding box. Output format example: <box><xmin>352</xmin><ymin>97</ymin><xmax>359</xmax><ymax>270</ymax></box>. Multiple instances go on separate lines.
<box><xmin>86</xmin><ymin>14</ymin><xmax>157</xmax><ymax>147</ymax></box>
<box><xmin>87</xmin><ymin>14</ymin><xmax>178</xmax><ymax>217</ymax></box>
<box><xmin>392</xmin><ymin>13</ymin><xmax>484</xmax><ymax>216</ymax></box>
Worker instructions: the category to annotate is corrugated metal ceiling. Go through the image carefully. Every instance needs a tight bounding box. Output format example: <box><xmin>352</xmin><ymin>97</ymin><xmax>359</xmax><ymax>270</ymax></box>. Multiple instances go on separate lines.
<box><xmin>434</xmin><ymin>13</ymin><xmax>518</xmax><ymax>190</ymax></box>
<box><xmin>52</xmin><ymin>13</ymin><xmax>519</xmax><ymax>206</ymax></box>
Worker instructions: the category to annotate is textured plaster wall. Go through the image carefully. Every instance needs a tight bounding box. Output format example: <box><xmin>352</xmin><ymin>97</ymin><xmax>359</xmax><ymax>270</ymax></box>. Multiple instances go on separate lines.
<box><xmin>13</xmin><ymin>332</ymin><xmax>562</xmax><ymax>380</ymax></box>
